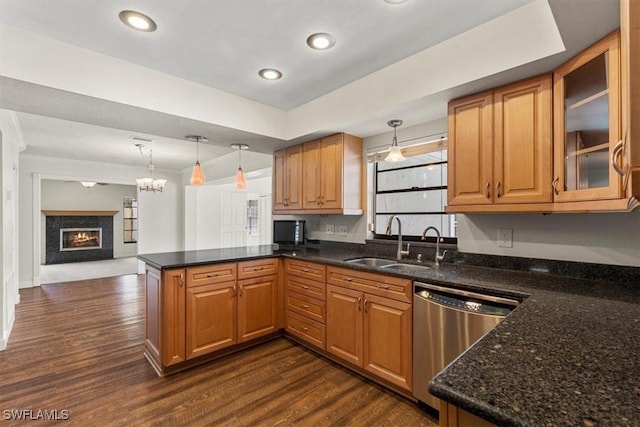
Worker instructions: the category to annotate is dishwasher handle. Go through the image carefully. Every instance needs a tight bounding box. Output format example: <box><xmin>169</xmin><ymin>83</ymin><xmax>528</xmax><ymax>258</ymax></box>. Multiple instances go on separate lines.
<box><xmin>414</xmin><ymin>282</ymin><xmax>518</xmax><ymax>317</ymax></box>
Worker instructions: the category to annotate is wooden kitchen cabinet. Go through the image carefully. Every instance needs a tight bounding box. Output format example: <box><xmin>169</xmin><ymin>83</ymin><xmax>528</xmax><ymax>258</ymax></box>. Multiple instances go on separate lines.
<box><xmin>326</xmin><ymin>267</ymin><xmax>413</xmax><ymax>391</ymax></box>
<box><xmin>326</xmin><ymin>284</ymin><xmax>363</xmax><ymax>366</ymax></box>
<box><xmin>447</xmin><ymin>90</ymin><xmax>494</xmax><ymax>206</ymax></box>
<box><xmin>440</xmin><ymin>401</ymin><xmax>495</xmax><ymax>427</ymax></box>
<box><xmin>273</xmin><ymin>145</ymin><xmax>303</xmax><ymax>212</ymax></box>
<box><xmin>237</xmin><ymin>275</ymin><xmax>278</xmax><ymax>343</ymax></box>
<box><xmin>161</xmin><ymin>268</ymin><xmax>186</xmax><ymax>366</ymax></box>
<box><xmin>447</xmin><ymin>74</ymin><xmax>552</xmax><ymax>210</ymax></box>
<box><xmin>186</xmin><ymin>281</ymin><xmax>237</xmax><ymax>359</ymax></box>
<box><xmin>553</xmin><ymin>31</ymin><xmax>622</xmax><ymax>203</ymax></box>
<box><xmin>274</xmin><ymin>133</ymin><xmax>364</xmax><ymax>215</ymax></box>
<box><xmin>284</xmin><ymin>258</ymin><xmax>327</xmax><ymax>349</ymax></box>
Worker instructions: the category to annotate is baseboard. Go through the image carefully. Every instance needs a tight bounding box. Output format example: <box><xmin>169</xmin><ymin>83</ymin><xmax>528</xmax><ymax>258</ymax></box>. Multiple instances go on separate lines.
<box><xmin>0</xmin><ymin>310</ymin><xmax>15</xmax><ymax>351</ymax></box>
<box><xmin>19</xmin><ymin>280</ymin><xmax>33</xmax><ymax>289</ymax></box>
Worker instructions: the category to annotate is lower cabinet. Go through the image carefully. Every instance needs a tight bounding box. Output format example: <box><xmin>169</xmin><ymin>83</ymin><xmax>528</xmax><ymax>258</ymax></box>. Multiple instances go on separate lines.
<box><xmin>145</xmin><ymin>259</ymin><xmax>280</xmax><ymax>375</ymax></box>
<box><xmin>326</xmin><ymin>271</ymin><xmax>412</xmax><ymax>392</ymax></box>
<box><xmin>186</xmin><ymin>281</ymin><xmax>236</xmax><ymax>359</ymax></box>
<box><xmin>440</xmin><ymin>401</ymin><xmax>496</xmax><ymax>427</ymax></box>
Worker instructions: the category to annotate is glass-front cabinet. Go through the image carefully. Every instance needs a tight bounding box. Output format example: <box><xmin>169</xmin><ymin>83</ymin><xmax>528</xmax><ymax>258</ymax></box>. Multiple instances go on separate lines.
<box><xmin>553</xmin><ymin>31</ymin><xmax>622</xmax><ymax>202</ymax></box>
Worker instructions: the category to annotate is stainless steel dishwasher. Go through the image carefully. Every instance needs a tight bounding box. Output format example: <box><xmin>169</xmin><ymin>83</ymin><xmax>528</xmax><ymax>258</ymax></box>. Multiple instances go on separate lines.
<box><xmin>413</xmin><ymin>281</ymin><xmax>518</xmax><ymax>410</ymax></box>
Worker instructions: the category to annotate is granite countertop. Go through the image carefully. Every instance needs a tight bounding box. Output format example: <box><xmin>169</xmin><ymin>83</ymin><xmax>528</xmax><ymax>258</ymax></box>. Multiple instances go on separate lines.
<box><xmin>137</xmin><ymin>246</ymin><xmax>640</xmax><ymax>426</ymax></box>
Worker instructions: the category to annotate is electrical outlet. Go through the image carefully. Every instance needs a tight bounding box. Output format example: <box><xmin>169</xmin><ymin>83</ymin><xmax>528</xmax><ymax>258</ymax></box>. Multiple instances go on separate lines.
<box><xmin>326</xmin><ymin>224</ymin><xmax>335</xmax><ymax>235</ymax></box>
<box><xmin>497</xmin><ymin>228</ymin><xmax>513</xmax><ymax>248</ymax></box>
<box><xmin>338</xmin><ymin>224</ymin><xmax>348</xmax><ymax>236</ymax></box>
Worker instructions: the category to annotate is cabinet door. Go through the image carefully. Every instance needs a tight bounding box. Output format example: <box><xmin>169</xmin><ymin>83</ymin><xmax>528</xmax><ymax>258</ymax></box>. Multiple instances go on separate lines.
<box><xmin>494</xmin><ymin>75</ymin><xmax>553</xmax><ymax>204</ymax></box>
<box><xmin>286</xmin><ymin>145</ymin><xmax>304</xmax><ymax>210</ymax></box>
<box><xmin>363</xmin><ymin>294</ymin><xmax>412</xmax><ymax>391</ymax></box>
<box><xmin>319</xmin><ymin>134</ymin><xmax>344</xmax><ymax>209</ymax></box>
<box><xmin>447</xmin><ymin>91</ymin><xmax>494</xmax><ymax>205</ymax></box>
<box><xmin>237</xmin><ymin>275</ymin><xmax>278</xmax><ymax>343</ymax></box>
<box><xmin>162</xmin><ymin>269</ymin><xmax>186</xmax><ymax>366</ymax></box>
<box><xmin>186</xmin><ymin>281</ymin><xmax>237</xmax><ymax>359</ymax></box>
<box><xmin>273</xmin><ymin>149</ymin><xmax>287</xmax><ymax>211</ymax></box>
<box><xmin>326</xmin><ymin>285</ymin><xmax>363</xmax><ymax>366</ymax></box>
<box><xmin>302</xmin><ymin>140</ymin><xmax>322</xmax><ymax>209</ymax></box>
<box><xmin>553</xmin><ymin>31</ymin><xmax>622</xmax><ymax>202</ymax></box>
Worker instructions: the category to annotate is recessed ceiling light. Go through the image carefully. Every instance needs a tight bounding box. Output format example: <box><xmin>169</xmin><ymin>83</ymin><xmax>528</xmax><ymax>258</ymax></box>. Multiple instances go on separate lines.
<box><xmin>384</xmin><ymin>0</ymin><xmax>409</xmax><ymax>3</ymax></box>
<box><xmin>119</xmin><ymin>10</ymin><xmax>157</xmax><ymax>32</ymax></box>
<box><xmin>306</xmin><ymin>33</ymin><xmax>336</xmax><ymax>50</ymax></box>
<box><xmin>259</xmin><ymin>68</ymin><xmax>283</xmax><ymax>80</ymax></box>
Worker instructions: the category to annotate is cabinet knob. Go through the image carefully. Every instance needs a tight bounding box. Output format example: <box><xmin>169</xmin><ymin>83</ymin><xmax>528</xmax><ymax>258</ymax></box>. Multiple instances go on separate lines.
<box><xmin>485</xmin><ymin>182</ymin><xmax>491</xmax><ymax>199</ymax></box>
<box><xmin>364</xmin><ymin>299</ymin><xmax>369</xmax><ymax>313</ymax></box>
<box><xmin>376</xmin><ymin>283</ymin><xmax>389</xmax><ymax>289</ymax></box>
<box><xmin>254</xmin><ymin>266</ymin><xmax>264</xmax><ymax>271</ymax></box>
<box><xmin>495</xmin><ymin>181</ymin><xmax>502</xmax><ymax>198</ymax></box>
<box><xmin>302</xmin><ymin>285</ymin><xmax>310</xmax><ymax>290</ymax></box>
<box><xmin>300</xmin><ymin>325</ymin><xmax>309</xmax><ymax>332</ymax></box>
<box><xmin>207</xmin><ymin>273</ymin><xmax>218</xmax><ymax>277</ymax></box>
<box><xmin>344</xmin><ymin>277</ymin><xmax>353</xmax><ymax>282</ymax></box>
<box><xmin>357</xmin><ymin>297</ymin><xmax>362</xmax><ymax>311</ymax></box>
<box><xmin>301</xmin><ymin>304</ymin><xmax>309</xmax><ymax>310</ymax></box>
<box><xmin>239</xmin><ymin>285</ymin><xmax>243</xmax><ymax>296</ymax></box>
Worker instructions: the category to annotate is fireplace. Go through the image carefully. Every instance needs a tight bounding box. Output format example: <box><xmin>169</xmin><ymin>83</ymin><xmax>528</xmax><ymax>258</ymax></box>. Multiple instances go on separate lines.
<box><xmin>60</xmin><ymin>228</ymin><xmax>102</xmax><ymax>251</ymax></box>
<box><xmin>43</xmin><ymin>211</ymin><xmax>115</xmax><ymax>264</ymax></box>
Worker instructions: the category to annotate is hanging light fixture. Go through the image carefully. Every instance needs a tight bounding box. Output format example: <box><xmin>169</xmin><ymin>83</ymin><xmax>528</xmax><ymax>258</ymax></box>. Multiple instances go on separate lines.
<box><xmin>135</xmin><ymin>147</ymin><xmax>167</xmax><ymax>192</ymax></box>
<box><xmin>230</xmin><ymin>144</ymin><xmax>249</xmax><ymax>190</ymax></box>
<box><xmin>385</xmin><ymin>119</ymin><xmax>406</xmax><ymax>162</ymax></box>
<box><xmin>186</xmin><ymin>135</ymin><xmax>207</xmax><ymax>186</ymax></box>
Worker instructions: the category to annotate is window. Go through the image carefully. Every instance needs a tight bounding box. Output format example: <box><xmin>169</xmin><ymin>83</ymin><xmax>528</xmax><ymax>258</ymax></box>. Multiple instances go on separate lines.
<box><xmin>123</xmin><ymin>197</ymin><xmax>138</xmax><ymax>243</ymax></box>
<box><xmin>372</xmin><ymin>138</ymin><xmax>456</xmax><ymax>241</ymax></box>
<box><xmin>246</xmin><ymin>199</ymin><xmax>258</xmax><ymax>237</ymax></box>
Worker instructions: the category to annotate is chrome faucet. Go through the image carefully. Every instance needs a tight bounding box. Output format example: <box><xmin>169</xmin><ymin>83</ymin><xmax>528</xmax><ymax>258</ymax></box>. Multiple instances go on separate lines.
<box><xmin>386</xmin><ymin>215</ymin><xmax>410</xmax><ymax>260</ymax></box>
<box><xmin>421</xmin><ymin>226</ymin><xmax>447</xmax><ymax>266</ymax></box>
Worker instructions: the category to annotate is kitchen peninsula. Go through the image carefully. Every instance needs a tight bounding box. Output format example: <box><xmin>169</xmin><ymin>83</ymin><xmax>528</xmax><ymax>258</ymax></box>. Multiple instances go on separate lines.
<box><xmin>138</xmin><ymin>244</ymin><xmax>640</xmax><ymax>427</ymax></box>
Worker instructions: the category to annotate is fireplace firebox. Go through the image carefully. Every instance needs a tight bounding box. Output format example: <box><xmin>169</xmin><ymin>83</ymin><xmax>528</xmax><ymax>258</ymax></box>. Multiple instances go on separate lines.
<box><xmin>60</xmin><ymin>228</ymin><xmax>102</xmax><ymax>251</ymax></box>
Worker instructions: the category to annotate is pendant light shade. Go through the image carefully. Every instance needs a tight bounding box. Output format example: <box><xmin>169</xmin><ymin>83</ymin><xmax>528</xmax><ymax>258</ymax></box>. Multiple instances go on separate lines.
<box><xmin>186</xmin><ymin>135</ymin><xmax>207</xmax><ymax>186</ymax></box>
<box><xmin>231</xmin><ymin>144</ymin><xmax>249</xmax><ymax>190</ymax></box>
<box><xmin>385</xmin><ymin>119</ymin><xmax>406</xmax><ymax>162</ymax></box>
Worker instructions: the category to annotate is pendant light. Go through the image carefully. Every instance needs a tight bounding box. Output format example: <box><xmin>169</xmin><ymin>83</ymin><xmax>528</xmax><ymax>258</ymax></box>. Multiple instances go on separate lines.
<box><xmin>186</xmin><ymin>135</ymin><xmax>207</xmax><ymax>186</ymax></box>
<box><xmin>385</xmin><ymin>119</ymin><xmax>406</xmax><ymax>162</ymax></box>
<box><xmin>231</xmin><ymin>144</ymin><xmax>249</xmax><ymax>190</ymax></box>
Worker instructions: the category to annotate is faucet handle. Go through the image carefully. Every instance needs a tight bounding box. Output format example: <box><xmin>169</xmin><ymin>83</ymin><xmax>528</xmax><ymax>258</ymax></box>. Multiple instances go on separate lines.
<box><xmin>436</xmin><ymin>249</ymin><xmax>447</xmax><ymax>262</ymax></box>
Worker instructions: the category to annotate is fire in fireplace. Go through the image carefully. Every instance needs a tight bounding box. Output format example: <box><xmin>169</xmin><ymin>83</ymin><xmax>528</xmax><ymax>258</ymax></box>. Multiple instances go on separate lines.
<box><xmin>60</xmin><ymin>228</ymin><xmax>102</xmax><ymax>251</ymax></box>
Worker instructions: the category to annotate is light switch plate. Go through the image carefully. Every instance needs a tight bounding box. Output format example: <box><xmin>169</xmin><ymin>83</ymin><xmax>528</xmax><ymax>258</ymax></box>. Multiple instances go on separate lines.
<box><xmin>497</xmin><ymin>228</ymin><xmax>513</xmax><ymax>248</ymax></box>
<box><xmin>326</xmin><ymin>224</ymin><xmax>335</xmax><ymax>235</ymax></box>
<box><xmin>338</xmin><ymin>224</ymin><xmax>348</xmax><ymax>236</ymax></box>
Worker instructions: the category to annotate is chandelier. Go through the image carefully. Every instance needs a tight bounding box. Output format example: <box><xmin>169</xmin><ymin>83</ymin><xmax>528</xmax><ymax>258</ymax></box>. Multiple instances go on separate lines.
<box><xmin>135</xmin><ymin>146</ymin><xmax>167</xmax><ymax>192</ymax></box>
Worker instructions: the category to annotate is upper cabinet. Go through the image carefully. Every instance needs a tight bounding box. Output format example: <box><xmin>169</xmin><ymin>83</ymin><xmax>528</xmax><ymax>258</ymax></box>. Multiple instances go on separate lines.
<box><xmin>448</xmin><ymin>75</ymin><xmax>552</xmax><ymax>209</ymax></box>
<box><xmin>272</xmin><ymin>145</ymin><xmax>303</xmax><ymax>212</ymax></box>
<box><xmin>447</xmin><ymin>19</ymin><xmax>639</xmax><ymax>214</ymax></box>
<box><xmin>273</xmin><ymin>133</ymin><xmax>363</xmax><ymax>215</ymax></box>
<box><xmin>553</xmin><ymin>31</ymin><xmax>621</xmax><ymax>203</ymax></box>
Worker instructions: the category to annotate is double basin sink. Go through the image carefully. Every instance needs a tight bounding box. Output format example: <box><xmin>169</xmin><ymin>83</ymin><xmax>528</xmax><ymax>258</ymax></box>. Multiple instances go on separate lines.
<box><xmin>344</xmin><ymin>257</ymin><xmax>432</xmax><ymax>273</ymax></box>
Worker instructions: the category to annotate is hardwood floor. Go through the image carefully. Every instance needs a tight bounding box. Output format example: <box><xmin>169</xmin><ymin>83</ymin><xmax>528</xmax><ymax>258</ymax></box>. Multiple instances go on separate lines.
<box><xmin>1</xmin><ymin>275</ymin><xmax>437</xmax><ymax>426</ymax></box>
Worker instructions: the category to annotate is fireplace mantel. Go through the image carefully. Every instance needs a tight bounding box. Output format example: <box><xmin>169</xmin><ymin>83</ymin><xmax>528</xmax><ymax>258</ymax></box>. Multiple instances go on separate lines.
<box><xmin>42</xmin><ymin>210</ymin><xmax>118</xmax><ymax>217</ymax></box>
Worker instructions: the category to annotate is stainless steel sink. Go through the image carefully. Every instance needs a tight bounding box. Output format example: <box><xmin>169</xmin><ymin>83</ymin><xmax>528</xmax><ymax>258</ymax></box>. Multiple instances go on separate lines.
<box><xmin>344</xmin><ymin>257</ymin><xmax>397</xmax><ymax>268</ymax></box>
<box><xmin>380</xmin><ymin>263</ymin><xmax>432</xmax><ymax>273</ymax></box>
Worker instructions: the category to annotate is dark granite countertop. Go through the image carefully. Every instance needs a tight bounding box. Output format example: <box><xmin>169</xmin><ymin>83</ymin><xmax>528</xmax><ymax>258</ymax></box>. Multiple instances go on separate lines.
<box><xmin>138</xmin><ymin>246</ymin><xmax>640</xmax><ymax>426</ymax></box>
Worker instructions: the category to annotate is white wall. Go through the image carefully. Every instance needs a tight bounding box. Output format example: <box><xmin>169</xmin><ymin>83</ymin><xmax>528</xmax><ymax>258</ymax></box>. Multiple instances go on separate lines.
<box><xmin>19</xmin><ymin>154</ymin><xmax>183</xmax><ymax>288</ymax></box>
<box><xmin>0</xmin><ymin>112</ymin><xmax>23</xmax><ymax>350</ymax></box>
<box><xmin>40</xmin><ymin>180</ymin><xmax>138</xmax><ymax>259</ymax></box>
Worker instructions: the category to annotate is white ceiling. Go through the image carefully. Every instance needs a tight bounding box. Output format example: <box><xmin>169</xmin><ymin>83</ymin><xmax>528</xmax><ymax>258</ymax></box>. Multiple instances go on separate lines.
<box><xmin>0</xmin><ymin>0</ymin><xmax>620</xmax><ymax>172</ymax></box>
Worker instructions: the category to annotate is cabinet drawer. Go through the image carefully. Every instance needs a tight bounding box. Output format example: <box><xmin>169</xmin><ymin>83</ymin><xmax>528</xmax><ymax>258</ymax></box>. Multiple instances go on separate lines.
<box><xmin>286</xmin><ymin>291</ymin><xmax>325</xmax><ymax>323</ymax></box>
<box><xmin>326</xmin><ymin>266</ymin><xmax>412</xmax><ymax>303</ymax></box>
<box><xmin>286</xmin><ymin>310</ymin><xmax>326</xmax><ymax>349</ymax></box>
<box><xmin>187</xmin><ymin>263</ymin><xmax>237</xmax><ymax>288</ymax></box>
<box><xmin>285</xmin><ymin>259</ymin><xmax>326</xmax><ymax>282</ymax></box>
<box><xmin>237</xmin><ymin>258</ymin><xmax>279</xmax><ymax>280</ymax></box>
<box><xmin>286</xmin><ymin>275</ymin><xmax>326</xmax><ymax>301</ymax></box>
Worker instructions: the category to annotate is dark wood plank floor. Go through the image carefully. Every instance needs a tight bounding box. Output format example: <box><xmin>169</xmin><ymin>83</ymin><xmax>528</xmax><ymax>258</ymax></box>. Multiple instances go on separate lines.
<box><xmin>1</xmin><ymin>275</ymin><xmax>437</xmax><ymax>426</ymax></box>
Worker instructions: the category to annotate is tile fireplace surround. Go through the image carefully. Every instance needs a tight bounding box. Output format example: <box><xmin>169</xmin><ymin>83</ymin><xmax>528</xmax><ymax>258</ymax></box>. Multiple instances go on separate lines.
<box><xmin>43</xmin><ymin>210</ymin><xmax>116</xmax><ymax>264</ymax></box>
